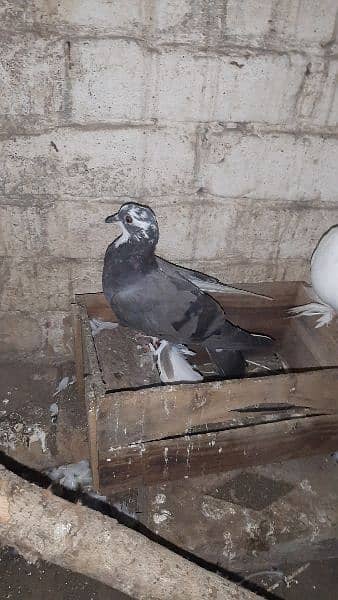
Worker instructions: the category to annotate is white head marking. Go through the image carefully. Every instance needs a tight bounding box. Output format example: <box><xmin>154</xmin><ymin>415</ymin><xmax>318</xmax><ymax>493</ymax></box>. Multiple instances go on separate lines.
<box><xmin>129</xmin><ymin>206</ymin><xmax>152</xmax><ymax>232</ymax></box>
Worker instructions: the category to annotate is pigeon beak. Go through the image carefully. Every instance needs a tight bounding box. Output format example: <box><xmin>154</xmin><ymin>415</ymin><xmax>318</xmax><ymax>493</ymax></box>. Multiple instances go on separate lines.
<box><xmin>105</xmin><ymin>213</ymin><xmax>119</xmax><ymax>223</ymax></box>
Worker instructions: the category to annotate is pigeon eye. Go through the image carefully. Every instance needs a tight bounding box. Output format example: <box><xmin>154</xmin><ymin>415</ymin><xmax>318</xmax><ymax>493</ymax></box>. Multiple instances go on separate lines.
<box><xmin>125</xmin><ymin>215</ymin><xmax>133</xmax><ymax>224</ymax></box>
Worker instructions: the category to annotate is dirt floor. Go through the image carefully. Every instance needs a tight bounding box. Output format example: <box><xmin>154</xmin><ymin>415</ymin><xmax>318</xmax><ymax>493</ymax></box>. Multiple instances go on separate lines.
<box><xmin>0</xmin><ymin>547</ymin><xmax>130</xmax><ymax>600</ymax></box>
<box><xmin>1</xmin><ymin>546</ymin><xmax>338</xmax><ymax>600</ymax></box>
<box><xmin>0</xmin><ymin>357</ymin><xmax>337</xmax><ymax>599</ymax></box>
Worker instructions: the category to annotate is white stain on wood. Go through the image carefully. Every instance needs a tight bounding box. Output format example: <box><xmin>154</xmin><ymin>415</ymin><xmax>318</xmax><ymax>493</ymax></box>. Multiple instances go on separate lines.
<box><xmin>154</xmin><ymin>493</ymin><xmax>166</xmax><ymax>505</ymax></box>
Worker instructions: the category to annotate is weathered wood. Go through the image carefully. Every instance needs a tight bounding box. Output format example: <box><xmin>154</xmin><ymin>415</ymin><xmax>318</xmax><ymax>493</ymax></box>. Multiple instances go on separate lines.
<box><xmin>78</xmin><ymin>303</ymin><xmax>105</xmax><ymax>491</ymax></box>
<box><xmin>71</xmin><ymin>303</ymin><xmax>86</xmax><ymax>406</ymax></box>
<box><xmin>75</xmin><ymin>282</ymin><xmax>338</xmax><ymax>494</ymax></box>
<box><xmin>98</xmin><ymin>368</ymin><xmax>338</xmax><ymax>449</ymax></box>
<box><xmin>99</xmin><ymin>414</ymin><xmax>338</xmax><ymax>492</ymax></box>
<box><xmin>0</xmin><ymin>465</ymin><xmax>262</xmax><ymax>600</ymax></box>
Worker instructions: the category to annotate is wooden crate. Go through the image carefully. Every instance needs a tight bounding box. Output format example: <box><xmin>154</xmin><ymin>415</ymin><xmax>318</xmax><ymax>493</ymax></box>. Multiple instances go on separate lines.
<box><xmin>72</xmin><ymin>281</ymin><xmax>338</xmax><ymax>495</ymax></box>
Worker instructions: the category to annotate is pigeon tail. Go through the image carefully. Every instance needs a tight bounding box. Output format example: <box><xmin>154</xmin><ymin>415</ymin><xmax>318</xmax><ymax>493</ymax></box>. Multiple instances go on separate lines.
<box><xmin>207</xmin><ymin>326</ymin><xmax>273</xmax><ymax>352</ymax></box>
<box><xmin>288</xmin><ymin>302</ymin><xmax>335</xmax><ymax>328</ymax></box>
<box><xmin>208</xmin><ymin>348</ymin><xmax>245</xmax><ymax>379</ymax></box>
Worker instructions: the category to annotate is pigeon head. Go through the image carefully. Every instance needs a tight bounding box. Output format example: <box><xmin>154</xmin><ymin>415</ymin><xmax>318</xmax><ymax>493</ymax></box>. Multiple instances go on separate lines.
<box><xmin>105</xmin><ymin>203</ymin><xmax>159</xmax><ymax>248</ymax></box>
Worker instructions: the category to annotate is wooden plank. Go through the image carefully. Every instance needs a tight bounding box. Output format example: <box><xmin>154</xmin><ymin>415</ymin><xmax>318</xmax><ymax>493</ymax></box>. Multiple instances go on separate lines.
<box><xmin>98</xmin><ymin>414</ymin><xmax>338</xmax><ymax>493</ymax></box>
<box><xmin>77</xmin><ymin>302</ymin><xmax>106</xmax><ymax>491</ymax></box>
<box><xmin>85</xmin><ymin>375</ymin><xmax>100</xmax><ymax>491</ymax></box>
<box><xmin>97</xmin><ymin>368</ymin><xmax>338</xmax><ymax>450</ymax></box>
<box><xmin>71</xmin><ymin>303</ymin><xmax>85</xmax><ymax>406</ymax></box>
<box><xmin>76</xmin><ymin>292</ymin><xmax>115</xmax><ymax>321</ymax></box>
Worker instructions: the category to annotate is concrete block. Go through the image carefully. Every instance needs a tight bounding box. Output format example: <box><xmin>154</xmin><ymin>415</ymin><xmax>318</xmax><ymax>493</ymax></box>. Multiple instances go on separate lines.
<box><xmin>273</xmin><ymin>258</ymin><xmax>309</xmax><ymax>281</ymax></box>
<box><xmin>225</xmin><ymin>0</ymin><xmax>337</xmax><ymax>46</ymax></box>
<box><xmin>325</xmin><ymin>60</ymin><xmax>338</xmax><ymax>127</ymax></box>
<box><xmin>188</xmin><ymin>257</ymin><xmax>309</xmax><ymax>284</ymax></box>
<box><xmin>213</xmin><ymin>53</ymin><xmax>305</xmax><ymax>124</ymax></box>
<box><xmin>183</xmin><ymin>258</ymin><xmax>278</xmax><ymax>285</ymax></box>
<box><xmin>154</xmin><ymin>0</ymin><xmax>225</xmax><ymax>46</ymax></box>
<box><xmin>39</xmin><ymin>310</ymin><xmax>73</xmax><ymax>357</ymax></box>
<box><xmin>199</xmin><ymin>128</ymin><xmax>338</xmax><ymax>202</ymax></box>
<box><xmin>46</xmin><ymin>199</ymin><xmax>121</xmax><ymax>259</ymax></box>
<box><xmin>225</xmin><ymin>0</ymin><xmax>273</xmax><ymax>38</ymax></box>
<box><xmin>197</xmin><ymin>198</ymin><xmax>338</xmax><ymax>263</ymax></box>
<box><xmin>0</xmin><ymin>309</ymin><xmax>73</xmax><ymax>357</ymax></box>
<box><xmin>47</xmin><ymin>197</ymin><xmax>201</xmax><ymax>264</ymax></box>
<box><xmin>305</xmin><ymin>59</ymin><xmax>338</xmax><ymax>128</ymax></box>
<box><xmin>153</xmin><ymin>196</ymin><xmax>338</xmax><ymax>269</ymax></box>
<box><xmin>3</xmin><ymin>1</ymin><xmax>337</xmax><ymax>50</ymax></box>
<box><xmin>0</xmin><ymin>1</ymin><xmax>35</xmax><ymax>32</ymax></box>
<box><xmin>0</xmin><ymin>311</ymin><xmax>42</xmax><ymax>354</ymax></box>
<box><xmin>32</xmin><ymin>0</ymin><xmax>148</xmax><ymax>35</ymax></box>
<box><xmin>0</xmin><ymin>258</ymin><xmax>71</xmax><ymax>312</ymax></box>
<box><xmin>0</xmin><ymin>33</ymin><xmax>65</xmax><ymax>133</ymax></box>
<box><xmin>153</xmin><ymin>200</ymin><xmax>197</xmax><ymax>261</ymax></box>
<box><xmin>150</xmin><ymin>51</ymin><xmax>218</xmax><ymax>122</ymax></box>
<box><xmin>188</xmin><ymin>199</ymin><xmax>279</xmax><ymax>263</ymax></box>
<box><xmin>1</xmin><ymin>127</ymin><xmax>195</xmax><ymax>197</ymax></box>
<box><xmin>176</xmin><ymin>198</ymin><xmax>238</xmax><ymax>262</ymax></box>
<box><xmin>0</xmin><ymin>204</ymin><xmax>46</xmax><ymax>257</ymax></box>
<box><xmin>276</xmin><ymin>203</ymin><xmax>338</xmax><ymax>258</ymax></box>
<box><xmin>151</xmin><ymin>49</ymin><xmax>305</xmax><ymax>124</ymax></box>
<box><xmin>32</xmin><ymin>0</ymin><xmax>223</xmax><ymax>46</ymax></box>
<box><xmin>281</xmin><ymin>0</ymin><xmax>337</xmax><ymax>45</ymax></box>
<box><xmin>70</xmin><ymin>260</ymin><xmax>103</xmax><ymax>295</ymax></box>
<box><xmin>70</xmin><ymin>39</ymin><xmax>149</xmax><ymax>122</ymax></box>
<box><xmin>295</xmin><ymin>59</ymin><xmax>328</xmax><ymax>123</ymax></box>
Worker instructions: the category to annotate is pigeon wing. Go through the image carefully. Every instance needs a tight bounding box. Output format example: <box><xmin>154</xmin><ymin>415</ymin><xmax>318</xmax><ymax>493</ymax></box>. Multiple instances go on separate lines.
<box><xmin>156</xmin><ymin>256</ymin><xmax>273</xmax><ymax>300</ymax></box>
<box><xmin>112</xmin><ymin>267</ymin><xmax>268</xmax><ymax>350</ymax></box>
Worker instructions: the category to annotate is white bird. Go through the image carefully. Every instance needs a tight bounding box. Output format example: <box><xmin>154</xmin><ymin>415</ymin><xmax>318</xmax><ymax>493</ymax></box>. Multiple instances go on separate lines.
<box><xmin>289</xmin><ymin>226</ymin><xmax>338</xmax><ymax>327</ymax></box>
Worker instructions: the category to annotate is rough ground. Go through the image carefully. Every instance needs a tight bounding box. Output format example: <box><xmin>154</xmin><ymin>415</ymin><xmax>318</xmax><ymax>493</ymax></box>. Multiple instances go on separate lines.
<box><xmin>0</xmin><ymin>358</ymin><xmax>337</xmax><ymax>599</ymax></box>
<box><xmin>1</xmin><ymin>547</ymin><xmax>337</xmax><ymax>600</ymax></box>
<box><xmin>0</xmin><ymin>547</ymin><xmax>130</xmax><ymax>600</ymax></box>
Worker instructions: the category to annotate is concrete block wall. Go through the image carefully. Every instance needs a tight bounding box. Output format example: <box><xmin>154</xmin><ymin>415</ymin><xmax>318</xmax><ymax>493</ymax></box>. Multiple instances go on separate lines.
<box><xmin>1</xmin><ymin>0</ymin><xmax>338</xmax><ymax>358</ymax></box>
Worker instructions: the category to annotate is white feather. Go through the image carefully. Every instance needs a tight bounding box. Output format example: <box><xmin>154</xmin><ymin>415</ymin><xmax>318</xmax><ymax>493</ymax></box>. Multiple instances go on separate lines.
<box><xmin>46</xmin><ymin>460</ymin><xmax>92</xmax><ymax>491</ymax></box>
<box><xmin>153</xmin><ymin>340</ymin><xmax>203</xmax><ymax>383</ymax></box>
<box><xmin>114</xmin><ymin>222</ymin><xmax>130</xmax><ymax>247</ymax></box>
<box><xmin>53</xmin><ymin>375</ymin><xmax>76</xmax><ymax>396</ymax></box>
<box><xmin>90</xmin><ymin>318</ymin><xmax>119</xmax><ymax>336</ymax></box>
<box><xmin>288</xmin><ymin>302</ymin><xmax>335</xmax><ymax>328</ymax></box>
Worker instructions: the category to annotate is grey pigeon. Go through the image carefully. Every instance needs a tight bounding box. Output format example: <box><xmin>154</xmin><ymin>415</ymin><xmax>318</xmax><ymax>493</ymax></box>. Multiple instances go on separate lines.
<box><xmin>102</xmin><ymin>203</ymin><xmax>272</xmax><ymax>378</ymax></box>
